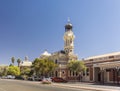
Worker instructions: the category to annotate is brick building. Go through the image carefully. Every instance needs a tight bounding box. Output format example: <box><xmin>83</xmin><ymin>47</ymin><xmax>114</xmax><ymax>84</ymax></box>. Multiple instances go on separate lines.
<box><xmin>83</xmin><ymin>52</ymin><xmax>120</xmax><ymax>84</ymax></box>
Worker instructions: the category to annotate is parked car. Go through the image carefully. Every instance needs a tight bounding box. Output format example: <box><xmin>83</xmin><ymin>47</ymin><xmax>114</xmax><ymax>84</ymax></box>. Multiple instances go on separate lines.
<box><xmin>15</xmin><ymin>76</ymin><xmax>24</xmax><ymax>80</ymax></box>
<box><xmin>42</xmin><ymin>77</ymin><xmax>52</xmax><ymax>82</ymax></box>
<box><xmin>7</xmin><ymin>75</ymin><xmax>15</xmax><ymax>79</ymax></box>
<box><xmin>51</xmin><ymin>77</ymin><xmax>67</xmax><ymax>83</ymax></box>
<box><xmin>34</xmin><ymin>76</ymin><xmax>42</xmax><ymax>81</ymax></box>
<box><xmin>27</xmin><ymin>77</ymin><xmax>33</xmax><ymax>81</ymax></box>
<box><xmin>1</xmin><ymin>76</ymin><xmax>8</xmax><ymax>79</ymax></box>
<box><xmin>27</xmin><ymin>76</ymin><xmax>42</xmax><ymax>81</ymax></box>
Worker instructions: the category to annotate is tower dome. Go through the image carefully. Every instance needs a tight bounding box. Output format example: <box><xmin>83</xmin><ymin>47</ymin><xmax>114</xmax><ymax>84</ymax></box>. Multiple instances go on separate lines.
<box><xmin>65</xmin><ymin>18</ymin><xmax>73</xmax><ymax>31</ymax></box>
<box><xmin>65</xmin><ymin>23</ymin><xmax>72</xmax><ymax>30</ymax></box>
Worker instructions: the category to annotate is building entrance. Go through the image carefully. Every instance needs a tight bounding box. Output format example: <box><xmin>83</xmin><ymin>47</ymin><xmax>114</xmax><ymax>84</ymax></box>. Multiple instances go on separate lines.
<box><xmin>98</xmin><ymin>72</ymin><xmax>101</xmax><ymax>82</ymax></box>
<box><xmin>94</xmin><ymin>67</ymin><xmax>101</xmax><ymax>82</ymax></box>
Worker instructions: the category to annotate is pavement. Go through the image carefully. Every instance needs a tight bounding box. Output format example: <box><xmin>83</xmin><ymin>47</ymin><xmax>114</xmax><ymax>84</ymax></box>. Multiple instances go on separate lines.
<box><xmin>52</xmin><ymin>82</ymin><xmax>120</xmax><ymax>91</ymax></box>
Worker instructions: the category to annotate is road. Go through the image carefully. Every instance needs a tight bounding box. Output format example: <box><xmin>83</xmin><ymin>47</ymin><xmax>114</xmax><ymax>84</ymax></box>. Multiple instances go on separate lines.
<box><xmin>0</xmin><ymin>79</ymin><xmax>93</xmax><ymax>91</ymax></box>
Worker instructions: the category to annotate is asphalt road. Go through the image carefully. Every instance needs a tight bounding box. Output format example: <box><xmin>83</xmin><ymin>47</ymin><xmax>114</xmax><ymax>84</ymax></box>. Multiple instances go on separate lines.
<box><xmin>0</xmin><ymin>79</ymin><xmax>93</xmax><ymax>91</ymax></box>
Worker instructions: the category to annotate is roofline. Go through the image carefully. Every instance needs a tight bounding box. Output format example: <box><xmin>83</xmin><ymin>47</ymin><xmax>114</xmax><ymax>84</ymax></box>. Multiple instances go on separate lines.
<box><xmin>85</xmin><ymin>52</ymin><xmax>120</xmax><ymax>60</ymax></box>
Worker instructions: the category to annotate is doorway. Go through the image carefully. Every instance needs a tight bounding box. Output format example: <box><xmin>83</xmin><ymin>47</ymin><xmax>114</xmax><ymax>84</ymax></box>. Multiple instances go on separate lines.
<box><xmin>98</xmin><ymin>72</ymin><xmax>101</xmax><ymax>82</ymax></box>
<box><xmin>94</xmin><ymin>67</ymin><xmax>101</xmax><ymax>82</ymax></box>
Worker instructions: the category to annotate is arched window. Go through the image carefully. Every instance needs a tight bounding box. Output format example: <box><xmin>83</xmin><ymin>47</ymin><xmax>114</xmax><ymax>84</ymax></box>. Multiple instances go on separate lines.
<box><xmin>62</xmin><ymin>71</ymin><xmax>65</xmax><ymax>74</ymax></box>
<box><xmin>73</xmin><ymin>71</ymin><xmax>74</xmax><ymax>76</ymax></box>
<box><xmin>83</xmin><ymin>71</ymin><xmax>85</xmax><ymax>76</ymax></box>
<box><xmin>55</xmin><ymin>60</ymin><xmax>57</xmax><ymax>64</ymax></box>
<box><xmin>76</xmin><ymin>72</ymin><xmax>78</xmax><ymax>76</ymax></box>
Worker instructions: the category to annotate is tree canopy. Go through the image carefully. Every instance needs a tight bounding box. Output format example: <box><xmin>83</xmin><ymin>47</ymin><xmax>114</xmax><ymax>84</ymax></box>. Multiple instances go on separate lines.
<box><xmin>67</xmin><ymin>60</ymin><xmax>86</xmax><ymax>74</ymax></box>
<box><xmin>7</xmin><ymin>66</ymin><xmax>20</xmax><ymax>76</ymax></box>
<box><xmin>0</xmin><ymin>66</ymin><xmax>8</xmax><ymax>76</ymax></box>
<box><xmin>32</xmin><ymin>58</ymin><xmax>57</xmax><ymax>77</ymax></box>
<box><xmin>20</xmin><ymin>67</ymin><xmax>31</xmax><ymax>76</ymax></box>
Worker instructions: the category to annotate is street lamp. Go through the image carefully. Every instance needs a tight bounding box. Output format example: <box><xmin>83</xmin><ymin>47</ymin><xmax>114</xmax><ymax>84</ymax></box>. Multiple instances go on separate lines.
<box><xmin>59</xmin><ymin>64</ymin><xmax>61</xmax><ymax>77</ymax></box>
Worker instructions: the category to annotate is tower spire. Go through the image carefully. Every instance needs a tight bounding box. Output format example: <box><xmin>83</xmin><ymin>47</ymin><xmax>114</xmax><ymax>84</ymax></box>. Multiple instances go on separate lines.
<box><xmin>65</xmin><ymin>17</ymin><xmax>72</xmax><ymax>31</ymax></box>
<box><xmin>68</xmin><ymin>17</ymin><xmax>70</xmax><ymax>23</ymax></box>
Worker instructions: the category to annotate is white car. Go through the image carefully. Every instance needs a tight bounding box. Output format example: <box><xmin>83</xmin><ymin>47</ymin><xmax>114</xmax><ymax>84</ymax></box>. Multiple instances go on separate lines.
<box><xmin>7</xmin><ymin>75</ymin><xmax>15</xmax><ymax>79</ymax></box>
<box><xmin>42</xmin><ymin>77</ymin><xmax>52</xmax><ymax>82</ymax></box>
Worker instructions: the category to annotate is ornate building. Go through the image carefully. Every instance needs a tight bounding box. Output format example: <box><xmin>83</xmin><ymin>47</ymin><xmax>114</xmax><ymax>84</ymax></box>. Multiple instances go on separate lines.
<box><xmin>40</xmin><ymin>20</ymin><xmax>77</xmax><ymax>80</ymax></box>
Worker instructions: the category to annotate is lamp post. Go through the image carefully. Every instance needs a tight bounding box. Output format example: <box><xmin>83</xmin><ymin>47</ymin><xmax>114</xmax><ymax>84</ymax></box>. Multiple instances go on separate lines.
<box><xmin>59</xmin><ymin>64</ymin><xmax>61</xmax><ymax>77</ymax></box>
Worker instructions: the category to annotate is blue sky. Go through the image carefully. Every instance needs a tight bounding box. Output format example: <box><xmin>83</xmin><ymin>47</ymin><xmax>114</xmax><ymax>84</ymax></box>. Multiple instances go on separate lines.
<box><xmin>0</xmin><ymin>0</ymin><xmax>120</xmax><ymax>65</ymax></box>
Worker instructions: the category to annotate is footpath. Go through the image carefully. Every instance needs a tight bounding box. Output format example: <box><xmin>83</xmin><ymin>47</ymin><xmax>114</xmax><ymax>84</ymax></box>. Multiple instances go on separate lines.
<box><xmin>52</xmin><ymin>82</ymin><xmax>120</xmax><ymax>91</ymax></box>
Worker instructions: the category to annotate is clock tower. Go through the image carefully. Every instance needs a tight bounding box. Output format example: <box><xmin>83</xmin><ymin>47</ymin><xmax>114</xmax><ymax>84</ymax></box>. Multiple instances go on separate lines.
<box><xmin>63</xmin><ymin>19</ymin><xmax>75</xmax><ymax>55</ymax></box>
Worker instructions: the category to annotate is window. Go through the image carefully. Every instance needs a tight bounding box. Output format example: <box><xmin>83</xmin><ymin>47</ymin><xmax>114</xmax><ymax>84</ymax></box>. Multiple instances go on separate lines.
<box><xmin>115</xmin><ymin>55</ymin><xmax>120</xmax><ymax>59</ymax></box>
<box><xmin>73</xmin><ymin>71</ymin><xmax>74</xmax><ymax>76</ymax></box>
<box><xmin>89</xmin><ymin>59</ymin><xmax>93</xmax><ymax>61</ymax></box>
<box><xmin>70</xmin><ymin>70</ymin><xmax>71</xmax><ymax>76</ymax></box>
<box><xmin>99</xmin><ymin>58</ymin><xmax>103</xmax><ymax>60</ymax></box>
<box><xmin>83</xmin><ymin>71</ymin><xmax>85</xmax><ymax>76</ymax></box>
<box><xmin>76</xmin><ymin>72</ymin><xmax>78</xmax><ymax>76</ymax></box>
<box><xmin>109</xmin><ymin>56</ymin><xmax>114</xmax><ymax>59</ymax></box>
<box><xmin>118</xmin><ymin>69</ymin><xmax>120</xmax><ymax>76</ymax></box>
<box><xmin>55</xmin><ymin>60</ymin><xmax>57</xmax><ymax>64</ymax></box>
<box><xmin>86</xmin><ymin>68</ymin><xmax>89</xmax><ymax>76</ymax></box>
<box><xmin>62</xmin><ymin>71</ymin><xmax>65</xmax><ymax>74</ymax></box>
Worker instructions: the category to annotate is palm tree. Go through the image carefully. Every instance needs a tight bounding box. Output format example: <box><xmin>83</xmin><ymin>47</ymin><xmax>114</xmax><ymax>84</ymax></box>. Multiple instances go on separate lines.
<box><xmin>17</xmin><ymin>59</ymin><xmax>21</xmax><ymax>67</ymax></box>
<box><xmin>11</xmin><ymin>57</ymin><xmax>15</xmax><ymax>66</ymax></box>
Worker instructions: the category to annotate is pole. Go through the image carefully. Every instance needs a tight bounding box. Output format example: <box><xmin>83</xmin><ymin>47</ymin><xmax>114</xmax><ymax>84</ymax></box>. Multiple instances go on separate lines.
<box><xmin>59</xmin><ymin>64</ymin><xmax>61</xmax><ymax>77</ymax></box>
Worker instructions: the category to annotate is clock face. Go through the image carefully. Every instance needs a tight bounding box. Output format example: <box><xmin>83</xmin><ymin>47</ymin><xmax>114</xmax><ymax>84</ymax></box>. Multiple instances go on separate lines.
<box><xmin>66</xmin><ymin>50</ymin><xmax>68</xmax><ymax>53</ymax></box>
<box><xmin>65</xmin><ymin>49</ymin><xmax>69</xmax><ymax>53</ymax></box>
